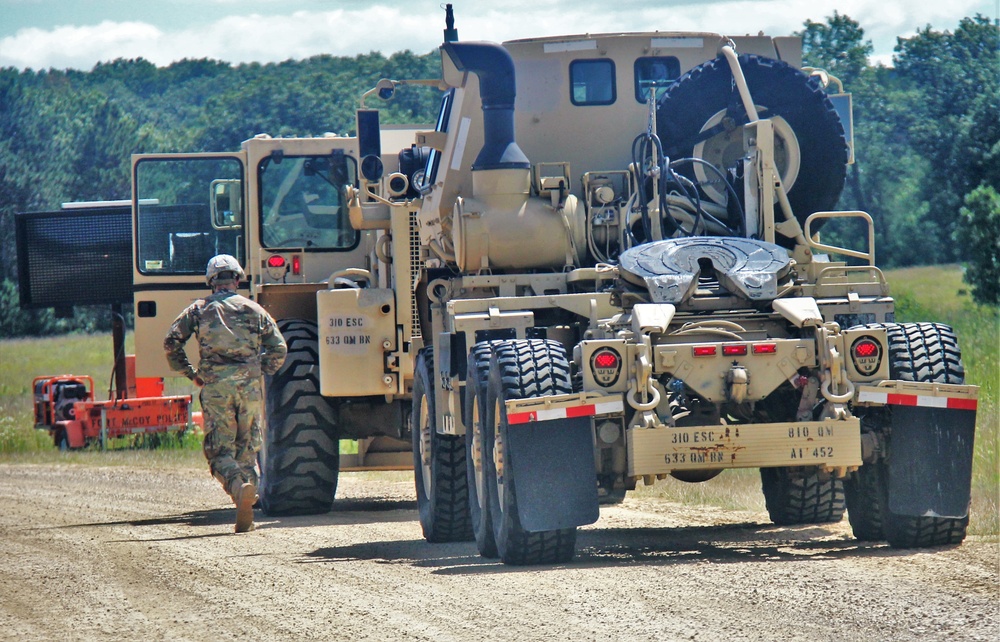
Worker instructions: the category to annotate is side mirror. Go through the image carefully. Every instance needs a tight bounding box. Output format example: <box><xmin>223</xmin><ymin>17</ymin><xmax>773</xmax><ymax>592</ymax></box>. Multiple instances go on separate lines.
<box><xmin>360</xmin><ymin>155</ymin><xmax>384</xmax><ymax>182</ymax></box>
<box><xmin>210</xmin><ymin>179</ymin><xmax>243</xmax><ymax>230</ymax></box>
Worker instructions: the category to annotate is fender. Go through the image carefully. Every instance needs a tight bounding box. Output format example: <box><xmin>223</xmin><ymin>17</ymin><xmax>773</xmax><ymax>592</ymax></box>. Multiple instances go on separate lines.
<box><xmin>857</xmin><ymin>383</ymin><xmax>978</xmax><ymax>518</ymax></box>
<box><xmin>505</xmin><ymin>416</ymin><xmax>600</xmax><ymax>532</ymax></box>
<box><xmin>886</xmin><ymin>405</ymin><xmax>976</xmax><ymax>518</ymax></box>
<box><xmin>60</xmin><ymin>420</ymin><xmax>86</xmax><ymax>449</ymax></box>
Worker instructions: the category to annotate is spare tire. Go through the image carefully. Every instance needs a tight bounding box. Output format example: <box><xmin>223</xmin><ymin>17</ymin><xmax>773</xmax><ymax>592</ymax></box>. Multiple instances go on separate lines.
<box><xmin>656</xmin><ymin>53</ymin><xmax>848</xmax><ymax>232</ymax></box>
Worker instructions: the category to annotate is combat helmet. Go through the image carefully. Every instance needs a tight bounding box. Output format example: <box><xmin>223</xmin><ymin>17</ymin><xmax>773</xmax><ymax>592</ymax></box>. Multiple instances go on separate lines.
<box><xmin>205</xmin><ymin>254</ymin><xmax>245</xmax><ymax>286</ymax></box>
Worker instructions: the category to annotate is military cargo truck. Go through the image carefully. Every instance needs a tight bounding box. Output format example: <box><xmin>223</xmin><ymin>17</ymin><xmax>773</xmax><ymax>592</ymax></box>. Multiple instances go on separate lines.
<box><xmin>129</xmin><ymin>6</ymin><xmax>978</xmax><ymax>564</ymax></box>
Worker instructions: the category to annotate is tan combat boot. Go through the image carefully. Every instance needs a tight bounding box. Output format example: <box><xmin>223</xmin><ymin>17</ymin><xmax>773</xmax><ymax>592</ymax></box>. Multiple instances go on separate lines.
<box><xmin>235</xmin><ymin>481</ymin><xmax>257</xmax><ymax>533</ymax></box>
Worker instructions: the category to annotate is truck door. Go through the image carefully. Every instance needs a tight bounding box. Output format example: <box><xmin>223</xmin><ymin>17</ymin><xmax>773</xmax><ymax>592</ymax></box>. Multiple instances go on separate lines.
<box><xmin>131</xmin><ymin>153</ymin><xmax>248</xmax><ymax>378</ymax></box>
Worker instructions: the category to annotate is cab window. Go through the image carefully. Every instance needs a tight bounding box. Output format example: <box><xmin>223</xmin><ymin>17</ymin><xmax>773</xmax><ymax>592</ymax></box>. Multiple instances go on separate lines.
<box><xmin>134</xmin><ymin>156</ymin><xmax>245</xmax><ymax>275</ymax></box>
<box><xmin>258</xmin><ymin>151</ymin><xmax>359</xmax><ymax>251</ymax></box>
<box><xmin>634</xmin><ymin>56</ymin><xmax>680</xmax><ymax>102</ymax></box>
<box><xmin>570</xmin><ymin>59</ymin><xmax>616</xmax><ymax>106</ymax></box>
<box><xmin>420</xmin><ymin>89</ymin><xmax>454</xmax><ymax>192</ymax></box>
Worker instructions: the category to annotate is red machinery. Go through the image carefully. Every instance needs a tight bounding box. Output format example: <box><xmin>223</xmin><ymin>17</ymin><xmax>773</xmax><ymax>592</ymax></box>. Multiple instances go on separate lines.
<box><xmin>32</xmin><ymin>357</ymin><xmax>202</xmax><ymax>450</ymax></box>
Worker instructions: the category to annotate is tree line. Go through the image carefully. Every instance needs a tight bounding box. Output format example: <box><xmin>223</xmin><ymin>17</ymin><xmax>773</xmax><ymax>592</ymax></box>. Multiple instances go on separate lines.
<box><xmin>800</xmin><ymin>14</ymin><xmax>998</xmax><ymax>305</ymax></box>
<box><xmin>0</xmin><ymin>14</ymin><xmax>996</xmax><ymax>336</ymax></box>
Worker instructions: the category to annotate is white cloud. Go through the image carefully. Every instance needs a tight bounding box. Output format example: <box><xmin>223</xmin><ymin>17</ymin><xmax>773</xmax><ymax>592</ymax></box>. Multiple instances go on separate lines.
<box><xmin>1</xmin><ymin>21</ymin><xmax>164</xmax><ymax>69</ymax></box>
<box><xmin>0</xmin><ymin>1</ymin><xmax>993</xmax><ymax>71</ymax></box>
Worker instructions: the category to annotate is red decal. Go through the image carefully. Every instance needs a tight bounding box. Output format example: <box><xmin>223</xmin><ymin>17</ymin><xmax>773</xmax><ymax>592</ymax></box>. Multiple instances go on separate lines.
<box><xmin>507</xmin><ymin>412</ymin><xmax>532</xmax><ymax>425</ymax></box>
<box><xmin>947</xmin><ymin>398</ymin><xmax>978</xmax><ymax>411</ymax></box>
<box><xmin>886</xmin><ymin>393</ymin><xmax>918</xmax><ymax>406</ymax></box>
<box><xmin>566</xmin><ymin>404</ymin><xmax>596</xmax><ymax>419</ymax></box>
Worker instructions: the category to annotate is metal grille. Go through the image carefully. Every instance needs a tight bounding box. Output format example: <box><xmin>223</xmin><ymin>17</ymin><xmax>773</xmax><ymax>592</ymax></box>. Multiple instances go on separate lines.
<box><xmin>409</xmin><ymin>211</ymin><xmax>422</xmax><ymax>339</ymax></box>
<box><xmin>16</xmin><ymin>206</ymin><xmax>133</xmax><ymax>308</ymax></box>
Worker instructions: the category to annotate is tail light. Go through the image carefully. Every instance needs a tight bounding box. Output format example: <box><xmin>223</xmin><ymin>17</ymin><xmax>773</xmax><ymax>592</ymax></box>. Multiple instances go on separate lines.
<box><xmin>265</xmin><ymin>254</ymin><xmax>287</xmax><ymax>279</ymax></box>
<box><xmin>590</xmin><ymin>347</ymin><xmax>623</xmax><ymax>387</ymax></box>
<box><xmin>851</xmin><ymin>337</ymin><xmax>882</xmax><ymax>376</ymax></box>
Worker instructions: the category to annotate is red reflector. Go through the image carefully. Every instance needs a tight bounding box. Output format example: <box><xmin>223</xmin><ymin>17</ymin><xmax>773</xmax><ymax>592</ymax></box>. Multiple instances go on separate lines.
<box><xmin>693</xmin><ymin>346</ymin><xmax>717</xmax><ymax>357</ymax></box>
<box><xmin>752</xmin><ymin>343</ymin><xmax>777</xmax><ymax>354</ymax></box>
<box><xmin>722</xmin><ymin>344</ymin><xmax>747</xmax><ymax>356</ymax></box>
<box><xmin>594</xmin><ymin>352</ymin><xmax>619</xmax><ymax>368</ymax></box>
<box><xmin>291</xmin><ymin>254</ymin><xmax>301</xmax><ymax>275</ymax></box>
<box><xmin>266</xmin><ymin>255</ymin><xmax>286</xmax><ymax>268</ymax></box>
<box><xmin>854</xmin><ymin>340</ymin><xmax>878</xmax><ymax>358</ymax></box>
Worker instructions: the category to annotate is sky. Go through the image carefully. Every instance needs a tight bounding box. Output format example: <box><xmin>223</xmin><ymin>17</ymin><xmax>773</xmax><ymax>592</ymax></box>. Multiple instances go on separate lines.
<box><xmin>1</xmin><ymin>0</ymin><xmax>997</xmax><ymax>71</ymax></box>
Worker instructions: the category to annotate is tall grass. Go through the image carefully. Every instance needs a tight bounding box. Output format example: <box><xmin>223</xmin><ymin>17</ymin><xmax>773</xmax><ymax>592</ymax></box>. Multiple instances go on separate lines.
<box><xmin>0</xmin><ymin>332</ymin><xmax>202</xmax><ymax>455</ymax></box>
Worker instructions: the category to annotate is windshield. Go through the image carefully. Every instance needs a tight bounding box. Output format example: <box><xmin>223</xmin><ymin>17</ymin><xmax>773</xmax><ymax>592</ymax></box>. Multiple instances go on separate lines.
<box><xmin>259</xmin><ymin>152</ymin><xmax>359</xmax><ymax>250</ymax></box>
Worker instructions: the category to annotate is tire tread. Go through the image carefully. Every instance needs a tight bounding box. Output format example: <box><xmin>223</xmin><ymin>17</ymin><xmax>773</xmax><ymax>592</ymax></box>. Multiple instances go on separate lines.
<box><xmin>260</xmin><ymin>320</ymin><xmax>340</xmax><ymax>516</ymax></box>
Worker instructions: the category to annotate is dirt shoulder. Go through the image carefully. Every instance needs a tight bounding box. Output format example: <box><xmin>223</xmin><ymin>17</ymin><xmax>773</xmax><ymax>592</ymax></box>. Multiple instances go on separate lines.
<box><xmin>0</xmin><ymin>461</ymin><xmax>996</xmax><ymax>641</ymax></box>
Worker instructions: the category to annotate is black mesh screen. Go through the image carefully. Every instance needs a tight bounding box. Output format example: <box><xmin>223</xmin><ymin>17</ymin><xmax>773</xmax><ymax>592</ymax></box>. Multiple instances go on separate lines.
<box><xmin>16</xmin><ymin>206</ymin><xmax>134</xmax><ymax>308</ymax></box>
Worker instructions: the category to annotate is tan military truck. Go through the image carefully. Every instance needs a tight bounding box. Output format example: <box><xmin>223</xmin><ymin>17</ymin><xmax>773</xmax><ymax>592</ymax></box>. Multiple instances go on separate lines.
<box><xmin>130</xmin><ymin>7</ymin><xmax>978</xmax><ymax>564</ymax></box>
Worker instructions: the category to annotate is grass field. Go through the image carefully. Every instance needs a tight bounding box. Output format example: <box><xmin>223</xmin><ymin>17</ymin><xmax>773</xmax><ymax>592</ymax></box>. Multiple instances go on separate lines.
<box><xmin>0</xmin><ymin>332</ymin><xmax>201</xmax><ymax>454</ymax></box>
<box><xmin>0</xmin><ymin>264</ymin><xmax>996</xmax><ymax>534</ymax></box>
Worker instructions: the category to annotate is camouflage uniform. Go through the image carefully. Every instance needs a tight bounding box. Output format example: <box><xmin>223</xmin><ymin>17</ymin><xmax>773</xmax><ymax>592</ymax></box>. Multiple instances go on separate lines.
<box><xmin>164</xmin><ymin>290</ymin><xmax>286</xmax><ymax>501</ymax></box>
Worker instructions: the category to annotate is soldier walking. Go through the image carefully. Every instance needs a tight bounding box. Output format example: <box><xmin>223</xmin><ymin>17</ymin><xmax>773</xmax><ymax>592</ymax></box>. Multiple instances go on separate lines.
<box><xmin>164</xmin><ymin>254</ymin><xmax>287</xmax><ymax>533</ymax></box>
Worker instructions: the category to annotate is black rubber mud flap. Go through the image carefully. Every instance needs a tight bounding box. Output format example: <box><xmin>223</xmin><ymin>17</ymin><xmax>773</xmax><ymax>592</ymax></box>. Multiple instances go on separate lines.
<box><xmin>886</xmin><ymin>406</ymin><xmax>976</xmax><ymax>518</ymax></box>
<box><xmin>505</xmin><ymin>417</ymin><xmax>600</xmax><ymax>532</ymax></box>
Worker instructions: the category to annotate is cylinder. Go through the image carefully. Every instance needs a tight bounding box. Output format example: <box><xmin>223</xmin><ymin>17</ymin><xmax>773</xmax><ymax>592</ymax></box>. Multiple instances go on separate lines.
<box><xmin>453</xmin><ymin>169</ymin><xmax>586</xmax><ymax>271</ymax></box>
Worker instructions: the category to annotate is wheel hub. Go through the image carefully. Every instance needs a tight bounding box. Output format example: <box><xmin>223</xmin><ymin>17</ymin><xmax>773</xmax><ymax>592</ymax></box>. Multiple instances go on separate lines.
<box><xmin>472</xmin><ymin>395</ymin><xmax>486</xmax><ymax>510</ymax></box>
<box><xmin>693</xmin><ymin>109</ymin><xmax>800</xmax><ymax>205</ymax></box>
<box><xmin>419</xmin><ymin>402</ymin><xmax>432</xmax><ymax>500</ymax></box>
<box><xmin>492</xmin><ymin>398</ymin><xmax>505</xmax><ymax>508</ymax></box>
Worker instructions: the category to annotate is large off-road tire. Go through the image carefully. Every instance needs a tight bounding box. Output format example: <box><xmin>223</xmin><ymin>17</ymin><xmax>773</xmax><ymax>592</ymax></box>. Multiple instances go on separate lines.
<box><xmin>485</xmin><ymin>339</ymin><xmax>577</xmax><ymax>565</ymax></box>
<box><xmin>412</xmin><ymin>348</ymin><xmax>473</xmax><ymax>543</ymax></box>
<box><xmin>844</xmin><ymin>461</ymin><xmax>883</xmax><ymax>541</ymax></box>
<box><xmin>657</xmin><ymin>53</ymin><xmax>848</xmax><ymax>232</ymax></box>
<box><xmin>874</xmin><ymin>322</ymin><xmax>970</xmax><ymax>547</ymax></box>
<box><xmin>760</xmin><ymin>466</ymin><xmax>846</xmax><ymax>526</ymax></box>
<box><xmin>260</xmin><ymin>319</ymin><xmax>340</xmax><ymax>516</ymax></box>
<box><xmin>464</xmin><ymin>342</ymin><xmax>502</xmax><ymax>558</ymax></box>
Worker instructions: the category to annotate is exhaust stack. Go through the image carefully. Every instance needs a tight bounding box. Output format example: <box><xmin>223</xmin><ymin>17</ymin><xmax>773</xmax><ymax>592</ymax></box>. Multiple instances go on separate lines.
<box><xmin>441</xmin><ymin>42</ymin><xmax>529</xmax><ymax>171</ymax></box>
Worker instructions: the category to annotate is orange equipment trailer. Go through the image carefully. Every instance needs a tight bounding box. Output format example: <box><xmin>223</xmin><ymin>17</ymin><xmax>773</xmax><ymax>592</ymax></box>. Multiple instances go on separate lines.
<box><xmin>32</xmin><ymin>361</ymin><xmax>201</xmax><ymax>450</ymax></box>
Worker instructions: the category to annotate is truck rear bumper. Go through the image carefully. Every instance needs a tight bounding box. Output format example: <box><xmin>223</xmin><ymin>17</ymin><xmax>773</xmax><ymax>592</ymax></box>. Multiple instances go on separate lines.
<box><xmin>503</xmin><ymin>392</ymin><xmax>863</xmax><ymax>477</ymax></box>
<box><xmin>626</xmin><ymin>419</ymin><xmax>862</xmax><ymax>477</ymax></box>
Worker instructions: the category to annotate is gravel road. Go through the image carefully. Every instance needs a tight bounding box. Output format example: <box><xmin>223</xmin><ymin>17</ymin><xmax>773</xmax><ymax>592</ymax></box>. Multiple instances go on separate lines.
<box><xmin>1</xmin><ymin>462</ymin><xmax>997</xmax><ymax>641</ymax></box>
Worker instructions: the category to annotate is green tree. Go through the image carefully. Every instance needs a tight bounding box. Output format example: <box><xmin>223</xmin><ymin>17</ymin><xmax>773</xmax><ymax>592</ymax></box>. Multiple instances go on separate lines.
<box><xmin>798</xmin><ymin>11</ymin><xmax>872</xmax><ymax>85</ymax></box>
<box><xmin>795</xmin><ymin>14</ymin><xmax>934</xmax><ymax>267</ymax></box>
<box><xmin>66</xmin><ymin>96</ymin><xmax>148</xmax><ymax>201</ymax></box>
<box><xmin>893</xmin><ymin>16</ymin><xmax>1000</xmax><ymax>262</ymax></box>
<box><xmin>954</xmin><ymin>186</ymin><xmax>1000</xmax><ymax>305</ymax></box>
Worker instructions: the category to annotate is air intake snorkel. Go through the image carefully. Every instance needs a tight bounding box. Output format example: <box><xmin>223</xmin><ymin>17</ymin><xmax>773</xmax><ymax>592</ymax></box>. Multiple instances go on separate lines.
<box><xmin>440</xmin><ymin>41</ymin><xmax>530</xmax><ymax>171</ymax></box>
